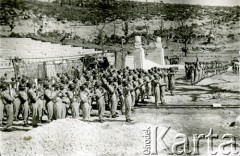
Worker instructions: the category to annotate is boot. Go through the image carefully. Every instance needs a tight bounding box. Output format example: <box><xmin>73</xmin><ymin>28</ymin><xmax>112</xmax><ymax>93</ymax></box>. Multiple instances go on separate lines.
<box><xmin>13</xmin><ymin>117</ymin><xmax>19</xmax><ymax>122</ymax></box>
<box><xmin>126</xmin><ymin>118</ymin><xmax>133</xmax><ymax>122</ymax></box>
<box><xmin>99</xmin><ymin>119</ymin><xmax>105</xmax><ymax>123</ymax></box>
<box><xmin>23</xmin><ymin>121</ymin><xmax>29</xmax><ymax>127</ymax></box>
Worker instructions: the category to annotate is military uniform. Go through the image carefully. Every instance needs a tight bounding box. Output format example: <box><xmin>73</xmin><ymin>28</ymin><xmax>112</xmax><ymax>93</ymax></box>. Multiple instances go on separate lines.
<box><xmin>0</xmin><ymin>98</ymin><xmax>3</xmax><ymax>126</ymax></box>
<box><xmin>117</xmin><ymin>82</ymin><xmax>125</xmax><ymax>114</ymax></box>
<box><xmin>18</xmin><ymin>86</ymin><xmax>29</xmax><ymax>126</ymax></box>
<box><xmin>44</xmin><ymin>87</ymin><xmax>54</xmax><ymax>122</ymax></box>
<box><xmin>28</xmin><ymin>87</ymin><xmax>39</xmax><ymax>127</ymax></box>
<box><xmin>12</xmin><ymin>86</ymin><xmax>21</xmax><ymax>121</ymax></box>
<box><xmin>133</xmin><ymin>77</ymin><xmax>140</xmax><ymax>105</ymax></box>
<box><xmin>153</xmin><ymin>75</ymin><xmax>161</xmax><ymax>106</ymax></box>
<box><xmin>145</xmin><ymin>75</ymin><xmax>151</xmax><ymax>99</ymax></box>
<box><xmin>53</xmin><ymin>90</ymin><xmax>63</xmax><ymax>120</ymax></box>
<box><xmin>128</xmin><ymin>79</ymin><xmax>136</xmax><ymax>109</ymax></box>
<box><xmin>36</xmin><ymin>86</ymin><xmax>45</xmax><ymax>122</ymax></box>
<box><xmin>122</xmin><ymin>81</ymin><xmax>134</xmax><ymax>122</ymax></box>
<box><xmin>95</xmin><ymin>82</ymin><xmax>105</xmax><ymax>122</ymax></box>
<box><xmin>190</xmin><ymin>66</ymin><xmax>195</xmax><ymax>85</ymax></box>
<box><xmin>80</xmin><ymin>86</ymin><xmax>91</xmax><ymax>121</ymax></box>
<box><xmin>159</xmin><ymin>74</ymin><xmax>166</xmax><ymax>104</ymax></box>
<box><xmin>108</xmin><ymin>83</ymin><xmax>118</xmax><ymax>118</ymax></box>
<box><xmin>138</xmin><ymin>76</ymin><xmax>145</xmax><ymax>102</ymax></box>
<box><xmin>168</xmin><ymin>68</ymin><xmax>175</xmax><ymax>96</ymax></box>
<box><xmin>68</xmin><ymin>84</ymin><xmax>80</xmax><ymax>119</ymax></box>
<box><xmin>194</xmin><ymin>64</ymin><xmax>199</xmax><ymax>84</ymax></box>
<box><xmin>1</xmin><ymin>85</ymin><xmax>14</xmax><ymax>128</ymax></box>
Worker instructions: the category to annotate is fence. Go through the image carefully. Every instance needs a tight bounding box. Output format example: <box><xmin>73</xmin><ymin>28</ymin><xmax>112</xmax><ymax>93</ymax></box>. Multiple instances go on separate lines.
<box><xmin>185</xmin><ymin>61</ymin><xmax>230</xmax><ymax>82</ymax></box>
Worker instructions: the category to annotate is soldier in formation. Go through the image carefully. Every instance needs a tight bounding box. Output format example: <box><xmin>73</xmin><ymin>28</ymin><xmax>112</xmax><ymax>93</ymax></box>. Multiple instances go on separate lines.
<box><xmin>0</xmin><ymin>66</ymin><xmax>176</xmax><ymax>129</ymax></box>
<box><xmin>185</xmin><ymin>61</ymin><xmax>229</xmax><ymax>85</ymax></box>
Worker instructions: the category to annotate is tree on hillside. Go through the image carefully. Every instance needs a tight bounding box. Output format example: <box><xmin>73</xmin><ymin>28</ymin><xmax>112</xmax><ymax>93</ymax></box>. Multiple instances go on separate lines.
<box><xmin>94</xmin><ymin>0</ymin><xmax>135</xmax><ymax>49</ymax></box>
<box><xmin>174</xmin><ymin>7</ymin><xmax>195</xmax><ymax>57</ymax></box>
<box><xmin>93</xmin><ymin>0</ymin><xmax>118</xmax><ymax>52</ymax></box>
<box><xmin>122</xmin><ymin>21</ymin><xmax>129</xmax><ymax>39</ymax></box>
<box><xmin>175</xmin><ymin>22</ymin><xmax>195</xmax><ymax>57</ymax></box>
<box><xmin>0</xmin><ymin>0</ymin><xmax>28</xmax><ymax>31</ymax></box>
<box><xmin>175</xmin><ymin>23</ymin><xmax>195</xmax><ymax>57</ymax></box>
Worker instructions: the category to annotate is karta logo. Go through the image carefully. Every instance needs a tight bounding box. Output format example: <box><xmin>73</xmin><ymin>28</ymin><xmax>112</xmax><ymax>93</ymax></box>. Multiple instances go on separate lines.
<box><xmin>143</xmin><ymin>127</ymin><xmax>239</xmax><ymax>155</ymax></box>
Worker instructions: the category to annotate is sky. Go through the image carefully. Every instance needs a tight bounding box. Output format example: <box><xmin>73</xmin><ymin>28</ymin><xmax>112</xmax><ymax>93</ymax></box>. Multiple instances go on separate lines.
<box><xmin>131</xmin><ymin>0</ymin><xmax>240</xmax><ymax>6</ymax></box>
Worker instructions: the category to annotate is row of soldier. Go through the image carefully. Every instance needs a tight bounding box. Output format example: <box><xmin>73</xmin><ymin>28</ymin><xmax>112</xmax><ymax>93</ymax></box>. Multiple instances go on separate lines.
<box><xmin>185</xmin><ymin>61</ymin><xmax>229</xmax><ymax>85</ymax></box>
<box><xmin>0</xmin><ymin>66</ymin><xmax>176</xmax><ymax>129</ymax></box>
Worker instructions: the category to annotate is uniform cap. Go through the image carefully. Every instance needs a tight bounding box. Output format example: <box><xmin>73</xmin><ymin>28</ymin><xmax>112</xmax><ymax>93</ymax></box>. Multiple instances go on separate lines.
<box><xmin>43</xmin><ymin>83</ymin><xmax>50</xmax><ymax>89</ymax></box>
<box><xmin>0</xmin><ymin>83</ymin><xmax>8</xmax><ymax>90</ymax></box>
<box><xmin>26</xmin><ymin>82</ymin><xmax>34</xmax><ymax>88</ymax></box>
<box><xmin>60</xmin><ymin>84</ymin><xmax>64</xmax><ymax>90</ymax></box>
<box><xmin>94</xmin><ymin>81</ymin><xmax>102</xmax><ymax>87</ymax></box>
<box><xmin>68</xmin><ymin>84</ymin><xmax>76</xmax><ymax>90</ymax></box>
<box><xmin>19</xmin><ymin>83</ymin><xmax>26</xmax><ymax>91</ymax></box>
<box><xmin>123</xmin><ymin>80</ymin><xmax>129</xmax><ymax>86</ymax></box>
<box><xmin>80</xmin><ymin>85</ymin><xmax>87</xmax><ymax>91</ymax></box>
<box><xmin>154</xmin><ymin>74</ymin><xmax>159</xmax><ymax>79</ymax></box>
<box><xmin>52</xmin><ymin>83</ymin><xmax>60</xmax><ymax>89</ymax></box>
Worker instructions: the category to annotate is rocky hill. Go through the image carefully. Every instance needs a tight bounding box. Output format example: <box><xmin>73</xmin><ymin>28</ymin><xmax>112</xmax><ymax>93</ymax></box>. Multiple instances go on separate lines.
<box><xmin>0</xmin><ymin>0</ymin><xmax>239</xmax><ymax>63</ymax></box>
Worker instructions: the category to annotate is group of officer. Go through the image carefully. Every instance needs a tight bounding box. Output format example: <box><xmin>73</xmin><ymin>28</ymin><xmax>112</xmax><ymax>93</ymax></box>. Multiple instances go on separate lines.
<box><xmin>231</xmin><ymin>57</ymin><xmax>239</xmax><ymax>74</ymax></box>
<box><xmin>185</xmin><ymin>61</ymin><xmax>229</xmax><ymax>85</ymax></box>
<box><xmin>0</xmin><ymin>66</ymin><xmax>176</xmax><ymax>129</ymax></box>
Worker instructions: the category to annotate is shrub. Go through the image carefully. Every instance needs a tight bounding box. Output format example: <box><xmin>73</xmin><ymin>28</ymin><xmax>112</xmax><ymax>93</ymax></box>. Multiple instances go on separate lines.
<box><xmin>9</xmin><ymin>32</ymin><xmax>23</xmax><ymax>38</ymax></box>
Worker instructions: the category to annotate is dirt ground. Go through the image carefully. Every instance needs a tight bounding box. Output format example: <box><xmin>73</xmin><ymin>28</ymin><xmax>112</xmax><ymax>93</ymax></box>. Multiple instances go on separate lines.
<box><xmin>0</xmin><ymin>69</ymin><xmax>239</xmax><ymax>156</ymax></box>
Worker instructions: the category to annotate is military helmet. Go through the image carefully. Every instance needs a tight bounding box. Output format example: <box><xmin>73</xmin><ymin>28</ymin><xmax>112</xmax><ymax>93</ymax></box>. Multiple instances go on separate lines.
<box><xmin>94</xmin><ymin>81</ymin><xmax>102</xmax><ymax>87</ymax></box>
<box><xmin>122</xmin><ymin>80</ymin><xmax>129</xmax><ymax>86</ymax></box>
<box><xmin>0</xmin><ymin>83</ymin><xmax>8</xmax><ymax>90</ymax></box>
<box><xmin>68</xmin><ymin>84</ymin><xmax>76</xmax><ymax>90</ymax></box>
<box><xmin>43</xmin><ymin>83</ymin><xmax>50</xmax><ymax>89</ymax></box>
<box><xmin>19</xmin><ymin>83</ymin><xmax>26</xmax><ymax>91</ymax></box>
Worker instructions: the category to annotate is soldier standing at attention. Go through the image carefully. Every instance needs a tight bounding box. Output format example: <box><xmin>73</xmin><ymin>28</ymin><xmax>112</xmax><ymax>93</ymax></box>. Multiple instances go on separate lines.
<box><xmin>122</xmin><ymin>80</ymin><xmax>134</xmax><ymax>122</ymax></box>
<box><xmin>128</xmin><ymin>76</ymin><xmax>136</xmax><ymax>111</ymax></box>
<box><xmin>36</xmin><ymin>79</ymin><xmax>45</xmax><ymax>123</ymax></box>
<box><xmin>144</xmin><ymin>73</ymin><xmax>151</xmax><ymax>99</ymax></box>
<box><xmin>18</xmin><ymin>83</ymin><xmax>29</xmax><ymax>127</ymax></box>
<box><xmin>197</xmin><ymin>62</ymin><xmax>202</xmax><ymax>82</ymax></box>
<box><xmin>133</xmin><ymin>75</ymin><xmax>140</xmax><ymax>105</ymax></box>
<box><xmin>68</xmin><ymin>84</ymin><xmax>80</xmax><ymax>119</ymax></box>
<box><xmin>53</xmin><ymin>83</ymin><xmax>63</xmax><ymax>120</ymax></box>
<box><xmin>153</xmin><ymin>74</ymin><xmax>161</xmax><ymax>108</ymax></box>
<box><xmin>194</xmin><ymin>62</ymin><xmax>199</xmax><ymax>84</ymax></box>
<box><xmin>27</xmin><ymin>82</ymin><xmax>39</xmax><ymax>127</ymax></box>
<box><xmin>59</xmin><ymin>83</ymin><xmax>69</xmax><ymax>119</ymax></box>
<box><xmin>0</xmin><ymin>83</ymin><xmax>14</xmax><ymax>129</ymax></box>
<box><xmin>12</xmin><ymin>81</ymin><xmax>21</xmax><ymax>122</ymax></box>
<box><xmin>168</xmin><ymin>67</ymin><xmax>176</xmax><ymax>96</ymax></box>
<box><xmin>44</xmin><ymin>83</ymin><xmax>54</xmax><ymax>122</ymax></box>
<box><xmin>162</xmin><ymin>69</ymin><xmax>169</xmax><ymax>92</ymax></box>
<box><xmin>122</xmin><ymin>80</ymin><xmax>144</xmax><ymax>122</ymax></box>
<box><xmin>117</xmin><ymin>80</ymin><xmax>125</xmax><ymax>115</ymax></box>
<box><xmin>190</xmin><ymin>65</ymin><xmax>195</xmax><ymax>85</ymax></box>
<box><xmin>138</xmin><ymin>74</ymin><xmax>146</xmax><ymax>103</ymax></box>
<box><xmin>105</xmin><ymin>79</ymin><xmax>118</xmax><ymax>118</ymax></box>
<box><xmin>94</xmin><ymin>81</ymin><xmax>106</xmax><ymax>123</ymax></box>
<box><xmin>159</xmin><ymin>73</ymin><xmax>166</xmax><ymax>105</ymax></box>
<box><xmin>80</xmin><ymin>85</ymin><xmax>91</xmax><ymax>122</ymax></box>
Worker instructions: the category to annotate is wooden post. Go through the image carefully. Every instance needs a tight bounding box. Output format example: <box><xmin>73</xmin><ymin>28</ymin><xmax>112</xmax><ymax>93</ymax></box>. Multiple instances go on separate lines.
<box><xmin>121</xmin><ymin>40</ymin><xmax>124</xmax><ymax>69</ymax></box>
<box><xmin>114</xmin><ymin>50</ymin><xmax>117</xmax><ymax>68</ymax></box>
